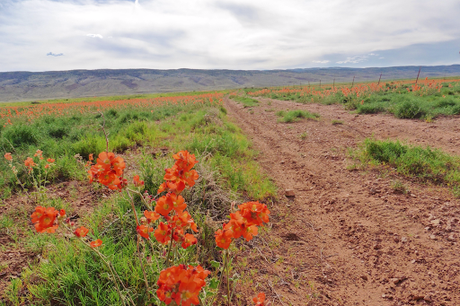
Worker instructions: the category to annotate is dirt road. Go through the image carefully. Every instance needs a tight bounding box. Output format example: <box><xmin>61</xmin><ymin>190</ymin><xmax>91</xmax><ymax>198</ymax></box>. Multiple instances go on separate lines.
<box><xmin>226</xmin><ymin>97</ymin><xmax>460</xmax><ymax>306</ymax></box>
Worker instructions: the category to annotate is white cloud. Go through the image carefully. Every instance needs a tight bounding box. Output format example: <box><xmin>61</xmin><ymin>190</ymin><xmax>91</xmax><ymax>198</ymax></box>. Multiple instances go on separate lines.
<box><xmin>86</xmin><ymin>34</ymin><xmax>103</xmax><ymax>39</ymax></box>
<box><xmin>312</xmin><ymin>60</ymin><xmax>330</xmax><ymax>64</ymax></box>
<box><xmin>0</xmin><ymin>0</ymin><xmax>459</xmax><ymax>71</ymax></box>
<box><xmin>336</xmin><ymin>53</ymin><xmax>379</xmax><ymax>64</ymax></box>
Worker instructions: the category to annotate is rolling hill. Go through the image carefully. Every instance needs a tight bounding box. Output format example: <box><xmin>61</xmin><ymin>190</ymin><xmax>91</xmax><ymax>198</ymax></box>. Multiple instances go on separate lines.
<box><xmin>1</xmin><ymin>65</ymin><xmax>460</xmax><ymax>102</ymax></box>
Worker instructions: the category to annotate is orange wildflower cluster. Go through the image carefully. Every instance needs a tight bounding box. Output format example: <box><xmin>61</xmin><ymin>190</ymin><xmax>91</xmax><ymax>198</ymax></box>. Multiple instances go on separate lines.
<box><xmin>246</xmin><ymin>77</ymin><xmax>460</xmax><ymax>101</ymax></box>
<box><xmin>74</xmin><ymin>226</ymin><xmax>89</xmax><ymax>238</ymax></box>
<box><xmin>215</xmin><ymin>201</ymin><xmax>270</xmax><ymax>249</ymax></box>
<box><xmin>253</xmin><ymin>292</ymin><xmax>266</xmax><ymax>306</ymax></box>
<box><xmin>133</xmin><ymin>175</ymin><xmax>144</xmax><ymax>187</ymax></box>
<box><xmin>88</xmin><ymin>152</ymin><xmax>126</xmax><ymax>191</ymax></box>
<box><xmin>31</xmin><ymin>206</ymin><xmax>65</xmax><ymax>233</ymax></box>
<box><xmin>24</xmin><ymin>157</ymin><xmax>37</xmax><ymax>173</ymax></box>
<box><xmin>156</xmin><ymin>264</ymin><xmax>210</xmax><ymax>306</ymax></box>
<box><xmin>0</xmin><ymin>93</ymin><xmax>223</xmax><ymax>125</ymax></box>
<box><xmin>4</xmin><ymin>153</ymin><xmax>12</xmax><ymax>162</ymax></box>
<box><xmin>158</xmin><ymin>150</ymin><xmax>199</xmax><ymax>194</ymax></box>
<box><xmin>137</xmin><ymin>151</ymin><xmax>200</xmax><ymax>250</ymax></box>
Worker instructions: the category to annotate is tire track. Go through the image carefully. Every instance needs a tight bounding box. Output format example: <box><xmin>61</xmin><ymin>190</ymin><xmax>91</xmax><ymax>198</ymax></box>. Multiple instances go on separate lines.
<box><xmin>225</xmin><ymin>97</ymin><xmax>460</xmax><ymax>306</ymax></box>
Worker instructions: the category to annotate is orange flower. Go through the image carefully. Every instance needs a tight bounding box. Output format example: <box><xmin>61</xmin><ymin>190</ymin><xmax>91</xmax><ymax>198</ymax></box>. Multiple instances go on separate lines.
<box><xmin>155</xmin><ymin>195</ymin><xmax>174</xmax><ymax>217</ymax></box>
<box><xmin>224</xmin><ymin>216</ymin><xmax>244</xmax><ymax>239</ymax></box>
<box><xmin>59</xmin><ymin>209</ymin><xmax>66</xmax><ymax>217</ymax></box>
<box><xmin>31</xmin><ymin>206</ymin><xmax>59</xmax><ymax>233</ymax></box>
<box><xmin>215</xmin><ymin>228</ymin><xmax>233</xmax><ymax>249</ymax></box>
<box><xmin>154</xmin><ymin>222</ymin><xmax>171</xmax><ymax>244</ymax></box>
<box><xmin>88</xmin><ymin>152</ymin><xmax>126</xmax><ymax>191</ymax></box>
<box><xmin>157</xmin><ymin>181</ymin><xmax>181</xmax><ymax>194</ymax></box>
<box><xmin>241</xmin><ymin>224</ymin><xmax>258</xmax><ymax>241</ymax></box>
<box><xmin>89</xmin><ymin>153</ymin><xmax>94</xmax><ymax>161</ymax></box>
<box><xmin>4</xmin><ymin>153</ymin><xmax>12</xmax><ymax>161</ymax></box>
<box><xmin>24</xmin><ymin>157</ymin><xmax>37</xmax><ymax>172</ymax></box>
<box><xmin>47</xmin><ymin>158</ymin><xmax>55</xmax><ymax>163</ymax></box>
<box><xmin>44</xmin><ymin>164</ymin><xmax>50</xmax><ymax>169</ymax></box>
<box><xmin>144</xmin><ymin>210</ymin><xmax>160</xmax><ymax>223</ymax></box>
<box><xmin>137</xmin><ymin>225</ymin><xmax>153</xmax><ymax>239</ymax></box>
<box><xmin>90</xmin><ymin>239</ymin><xmax>103</xmax><ymax>248</ymax></box>
<box><xmin>238</xmin><ymin>201</ymin><xmax>270</xmax><ymax>226</ymax></box>
<box><xmin>74</xmin><ymin>226</ymin><xmax>89</xmax><ymax>238</ymax></box>
<box><xmin>172</xmin><ymin>150</ymin><xmax>199</xmax><ymax>172</ymax></box>
<box><xmin>171</xmin><ymin>210</ymin><xmax>198</xmax><ymax>232</ymax></box>
<box><xmin>34</xmin><ymin>150</ymin><xmax>43</xmax><ymax>159</ymax></box>
<box><xmin>163</xmin><ymin>166</ymin><xmax>199</xmax><ymax>190</ymax></box>
<box><xmin>253</xmin><ymin>292</ymin><xmax>266</xmax><ymax>306</ymax></box>
<box><xmin>181</xmin><ymin>233</ymin><xmax>197</xmax><ymax>249</ymax></box>
<box><xmin>157</xmin><ymin>264</ymin><xmax>210</xmax><ymax>306</ymax></box>
<box><xmin>133</xmin><ymin>175</ymin><xmax>144</xmax><ymax>187</ymax></box>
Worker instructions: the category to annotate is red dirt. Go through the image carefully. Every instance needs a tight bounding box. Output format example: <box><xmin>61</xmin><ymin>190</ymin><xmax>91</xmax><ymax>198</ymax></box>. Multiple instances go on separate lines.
<box><xmin>225</xmin><ymin>97</ymin><xmax>460</xmax><ymax>306</ymax></box>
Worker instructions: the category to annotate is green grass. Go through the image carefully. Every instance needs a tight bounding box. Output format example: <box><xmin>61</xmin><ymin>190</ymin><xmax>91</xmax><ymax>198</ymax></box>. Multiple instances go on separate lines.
<box><xmin>2</xmin><ymin>98</ymin><xmax>277</xmax><ymax>305</ymax></box>
<box><xmin>246</xmin><ymin>79</ymin><xmax>460</xmax><ymax>120</ymax></box>
<box><xmin>276</xmin><ymin>110</ymin><xmax>320</xmax><ymax>123</ymax></box>
<box><xmin>356</xmin><ymin>138</ymin><xmax>460</xmax><ymax>192</ymax></box>
<box><xmin>229</xmin><ymin>95</ymin><xmax>259</xmax><ymax>107</ymax></box>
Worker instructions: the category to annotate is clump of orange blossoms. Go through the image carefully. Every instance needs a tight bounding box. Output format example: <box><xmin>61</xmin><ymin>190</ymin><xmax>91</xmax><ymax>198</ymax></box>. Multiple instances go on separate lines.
<box><xmin>31</xmin><ymin>206</ymin><xmax>65</xmax><ymax>233</ymax></box>
<box><xmin>158</xmin><ymin>150</ymin><xmax>199</xmax><ymax>194</ymax></box>
<box><xmin>88</xmin><ymin>152</ymin><xmax>126</xmax><ymax>191</ymax></box>
<box><xmin>215</xmin><ymin>201</ymin><xmax>270</xmax><ymax>249</ymax></box>
<box><xmin>156</xmin><ymin>264</ymin><xmax>210</xmax><ymax>306</ymax></box>
<box><xmin>74</xmin><ymin>226</ymin><xmax>89</xmax><ymax>238</ymax></box>
<box><xmin>24</xmin><ymin>157</ymin><xmax>37</xmax><ymax>173</ymax></box>
<box><xmin>253</xmin><ymin>292</ymin><xmax>266</xmax><ymax>306</ymax></box>
<box><xmin>147</xmin><ymin>150</ymin><xmax>199</xmax><ymax>250</ymax></box>
<box><xmin>4</xmin><ymin>153</ymin><xmax>12</xmax><ymax>162</ymax></box>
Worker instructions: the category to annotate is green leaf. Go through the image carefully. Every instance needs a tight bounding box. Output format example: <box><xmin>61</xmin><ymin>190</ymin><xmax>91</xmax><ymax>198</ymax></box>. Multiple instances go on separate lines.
<box><xmin>209</xmin><ymin>278</ymin><xmax>219</xmax><ymax>289</ymax></box>
<box><xmin>210</xmin><ymin>260</ymin><xmax>220</xmax><ymax>269</ymax></box>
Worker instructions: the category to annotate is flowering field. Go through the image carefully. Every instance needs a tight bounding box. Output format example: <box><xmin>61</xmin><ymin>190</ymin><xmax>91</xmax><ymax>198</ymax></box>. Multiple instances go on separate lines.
<box><xmin>0</xmin><ymin>92</ymin><xmax>276</xmax><ymax>305</ymax></box>
<box><xmin>244</xmin><ymin>77</ymin><xmax>460</xmax><ymax>120</ymax></box>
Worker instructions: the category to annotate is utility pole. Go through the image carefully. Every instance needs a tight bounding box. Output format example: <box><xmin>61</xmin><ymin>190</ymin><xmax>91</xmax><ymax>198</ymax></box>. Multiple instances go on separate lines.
<box><xmin>415</xmin><ymin>67</ymin><xmax>421</xmax><ymax>84</ymax></box>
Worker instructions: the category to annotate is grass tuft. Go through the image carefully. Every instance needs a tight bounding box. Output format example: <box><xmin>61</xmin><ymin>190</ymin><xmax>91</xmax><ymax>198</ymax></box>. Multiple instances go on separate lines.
<box><xmin>357</xmin><ymin>138</ymin><xmax>460</xmax><ymax>190</ymax></box>
<box><xmin>276</xmin><ymin>110</ymin><xmax>320</xmax><ymax>123</ymax></box>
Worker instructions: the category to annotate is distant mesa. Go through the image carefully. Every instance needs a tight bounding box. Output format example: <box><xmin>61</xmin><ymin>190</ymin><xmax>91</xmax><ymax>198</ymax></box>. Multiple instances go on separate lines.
<box><xmin>121</xmin><ymin>80</ymin><xmax>138</xmax><ymax>89</ymax></box>
<box><xmin>0</xmin><ymin>65</ymin><xmax>460</xmax><ymax>103</ymax></box>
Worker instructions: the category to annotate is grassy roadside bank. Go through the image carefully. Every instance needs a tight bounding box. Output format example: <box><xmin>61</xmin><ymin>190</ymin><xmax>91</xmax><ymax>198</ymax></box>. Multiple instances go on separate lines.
<box><xmin>0</xmin><ymin>95</ymin><xmax>276</xmax><ymax>305</ymax></box>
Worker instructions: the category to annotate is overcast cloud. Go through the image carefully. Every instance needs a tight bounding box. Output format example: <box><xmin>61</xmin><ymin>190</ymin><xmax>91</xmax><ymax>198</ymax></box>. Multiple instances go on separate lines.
<box><xmin>0</xmin><ymin>0</ymin><xmax>459</xmax><ymax>72</ymax></box>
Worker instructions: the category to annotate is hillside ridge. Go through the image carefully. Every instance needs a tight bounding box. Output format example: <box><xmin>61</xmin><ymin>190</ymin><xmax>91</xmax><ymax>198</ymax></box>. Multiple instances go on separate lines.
<box><xmin>1</xmin><ymin>65</ymin><xmax>460</xmax><ymax>102</ymax></box>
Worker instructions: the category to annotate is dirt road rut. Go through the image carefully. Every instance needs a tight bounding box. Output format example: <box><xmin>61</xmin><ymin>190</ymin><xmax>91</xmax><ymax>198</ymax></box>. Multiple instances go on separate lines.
<box><xmin>225</xmin><ymin>97</ymin><xmax>460</xmax><ymax>306</ymax></box>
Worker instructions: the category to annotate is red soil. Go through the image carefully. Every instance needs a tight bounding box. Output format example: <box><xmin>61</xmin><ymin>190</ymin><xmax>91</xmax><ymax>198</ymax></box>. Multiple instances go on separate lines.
<box><xmin>226</xmin><ymin>97</ymin><xmax>460</xmax><ymax>306</ymax></box>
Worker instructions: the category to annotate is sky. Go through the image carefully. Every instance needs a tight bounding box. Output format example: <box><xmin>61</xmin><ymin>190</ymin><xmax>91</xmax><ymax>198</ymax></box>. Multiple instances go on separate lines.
<box><xmin>0</xmin><ymin>0</ymin><xmax>459</xmax><ymax>72</ymax></box>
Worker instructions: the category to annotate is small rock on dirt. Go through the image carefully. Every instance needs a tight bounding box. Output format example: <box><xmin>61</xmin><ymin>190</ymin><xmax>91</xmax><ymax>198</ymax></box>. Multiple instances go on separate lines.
<box><xmin>285</xmin><ymin>189</ymin><xmax>295</xmax><ymax>197</ymax></box>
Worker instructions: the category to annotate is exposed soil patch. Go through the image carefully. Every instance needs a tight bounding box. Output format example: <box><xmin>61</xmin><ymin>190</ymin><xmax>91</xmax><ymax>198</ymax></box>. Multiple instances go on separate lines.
<box><xmin>226</xmin><ymin>97</ymin><xmax>460</xmax><ymax>306</ymax></box>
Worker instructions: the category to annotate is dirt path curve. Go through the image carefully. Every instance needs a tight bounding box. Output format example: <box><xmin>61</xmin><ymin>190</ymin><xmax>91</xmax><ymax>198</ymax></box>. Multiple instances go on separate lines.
<box><xmin>225</xmin><ymin>97</ymin><xmax>460</xmax><ymax>306</ymax></box>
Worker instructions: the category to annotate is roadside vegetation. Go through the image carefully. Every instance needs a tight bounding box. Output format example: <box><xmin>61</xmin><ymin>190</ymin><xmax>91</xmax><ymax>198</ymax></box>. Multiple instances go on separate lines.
<box><xmin>228</xmin><ymin>95</ymin><xmax>259</xmax><ymax>108</ymax></box>
<box><xmin>243</xmin><ymin>77</ymin><xmax>460</xmax><ymax>120</ymax></box>
<box><xmin>353</xmin><ymin>138</ymin><xmax>460</xmax><ymax>197</ymax></box>
<box><xmin>275</xmin><ymin>110</ymin><xmax>319</xmax><ymax>123</ymax></box>
<box><xmin>0</xmin><ymin>93</ymin><xmax>276</xmax><ymax>305</ymax></box>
